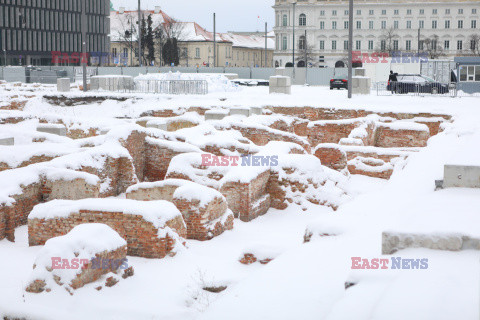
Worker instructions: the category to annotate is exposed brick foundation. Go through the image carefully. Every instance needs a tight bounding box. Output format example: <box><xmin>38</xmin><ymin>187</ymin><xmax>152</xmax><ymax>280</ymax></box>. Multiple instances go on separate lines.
<box><xmin>28</xmin><ymin>203</ymin><xmax>186</xmax><ymax>259</ymax></box>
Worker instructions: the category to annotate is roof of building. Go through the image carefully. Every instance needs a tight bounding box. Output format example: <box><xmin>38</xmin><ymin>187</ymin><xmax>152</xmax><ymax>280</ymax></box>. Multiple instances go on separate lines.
<box><xmin>110</xmin><ymin>10</ymin><xmax>274</xmax><ymax>50</ymax></box>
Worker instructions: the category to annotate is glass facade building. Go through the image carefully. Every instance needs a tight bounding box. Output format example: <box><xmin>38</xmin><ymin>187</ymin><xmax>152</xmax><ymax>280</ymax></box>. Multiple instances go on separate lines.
<box><xmin>0</xmin><ymin>0</ymin><xmax>110</xmax><ymax>65</ymax></box>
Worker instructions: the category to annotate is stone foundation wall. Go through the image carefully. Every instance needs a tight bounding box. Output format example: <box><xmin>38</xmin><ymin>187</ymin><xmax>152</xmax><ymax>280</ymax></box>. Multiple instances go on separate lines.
<box><xmin>0</xmin><ymin>155</ymin><xmax>58</xmax><ymax>172</ymax></box>
<box><xmin>119</xmin><ymin>131</ymin><xmax>147</xmax><ymax>182</ymax></box>
<box><xmin>314</xmin><ymin>145</ymin><xmax>347</xmax><ymax>171</ymax></box>
<box><xmin>0</xmin><ymin>207</ymin><xmax>6</xmax><ymax>240</ymax></box>
<box><xmin>28</xmin><ymin>210</ymin><xmax>186</xmax><ymax>259</ymax></box>
<box><xmin>307</xmin><ymin>121</ymin><xmax>362</xmax><ymax>147</ymax></box>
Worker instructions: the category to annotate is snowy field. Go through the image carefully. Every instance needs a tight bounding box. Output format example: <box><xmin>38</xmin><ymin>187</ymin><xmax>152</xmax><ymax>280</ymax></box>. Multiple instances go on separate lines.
<box><xmin>0</xmin><ymin>82</ymin><xmax>479</xmax><ymax>320</ymax></box>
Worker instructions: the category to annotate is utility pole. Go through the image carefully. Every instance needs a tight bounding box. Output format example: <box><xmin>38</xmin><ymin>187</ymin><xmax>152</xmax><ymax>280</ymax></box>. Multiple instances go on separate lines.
<box><xmin>138</xmin><ymin>0</ymin><xmax>142</xmax><ymax>67</ymax></box>
<box><xmin>417</xmin><ymin>28</ymin><xmax>421</xmax><ymax>54</ymax></box>
<box><xmin>347</xmin><ymin>0</ymin><xmax>353</xmax><ymax>98</ymax></box>
<box><xmin>304</xmin><ymin>29</ymin><xmax>308</xmax><ymax>85</ymax></box>
<box><xmin>213</xmin><ymin>13</ymin><xmax>216</xmax><ymax>68</ymax></box>
<box><xmin>265</xmin><ymin>22</ymin><xmax>268</xmax><ymax>67</ymax></box>
<box><xmin>292</xmin><ymin>1</ymin><xmax>296</xmax><ymax>74</ymax></box>
<box><xmin>81</xmin><ymin>0</ymin><xmax>87</xmax><ymax>92</ymax></box>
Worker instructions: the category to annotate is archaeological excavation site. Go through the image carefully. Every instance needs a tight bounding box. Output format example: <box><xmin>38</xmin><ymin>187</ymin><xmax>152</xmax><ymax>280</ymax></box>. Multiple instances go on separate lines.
<box><xmin>0</xmin><ymin>80</ymin><xmax>478</xmax><ymax>320</ymax></box>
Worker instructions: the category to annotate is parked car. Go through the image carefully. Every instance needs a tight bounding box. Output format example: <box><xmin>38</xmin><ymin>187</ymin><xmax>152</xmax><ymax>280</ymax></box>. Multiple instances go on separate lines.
<box><xmin>330</xmin><ymin>77</ymin><xmax>348</xmax><ymax>90</ymax></box>
<box><xmin>387</xmin><ymin>74</ymin><xmax>449</xmax><ymax>94</ymax></box>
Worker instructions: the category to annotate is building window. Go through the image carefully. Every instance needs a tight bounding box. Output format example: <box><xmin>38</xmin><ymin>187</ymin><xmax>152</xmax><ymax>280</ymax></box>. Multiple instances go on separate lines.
<box><xmin>381</xmin><ymin>21</ymin><xmax>387</xmax><ymax>29</ymax></box>
<box><xmin>381</xmin><ymin>10</ymin><xmax>386</xmax><ymax>15</ymax></box>
<box><xmin>344</xmin><ymin>10</ymin><xmax>349</xmax><ymax>16</ymax></box>
<box><xmin>419</xmin><ymin>41</ymin><xmax>424</xmax><ymax>50</ymax></box>
<box><xmin>445</xmin><ymin>9</ymin><xmax>450</xmax><ymax>14</ymax></box>
<box><xmin>369</xmin><ymin>10</ymin><xmax>374</xmax><ymax>15</ymax></box>
<box><xmin>299</xmin><ymin>14</ymin><xmax>306</xmax><ymax>26</ymax></box>
<box><xmin>332</xmin><ymin>21</ymin><xmax>337</xmax><ymax>29</ymax></box>
<box><xmin>299</xmin><ymin>36</ymin><xmax>306</xmax><ymax>50</ymax></box>
<box><xmin>473</xmin><ymin>9</ymin><xmax>477</xmax><ymax>14</ymax></box>
<box><xmin>319</xmin><ymin>40</ymin><xmax>325</xmax><ymax>50</ymax></box>
<box><xmin>344</xmin><ymin>40</ymin><xmax>349</xmax><ymax>50</ymax></box>
<box><xmin>459</xmin><ymin>65</ymin><xmax>480</xmax><ymax>81</ymax></box>
<box><xmin>320</xmin><ymin>21</ymin><xmax>325</xmax><ymax>29</ymax></box>
<box><xmin>320</xmin><ymin>10</ymin><xmax>325</xmax><ymax>16</ymax></box>
<box><xmin>472</xmin><ymin>20</ymin><xmax>477</xmax><ymax>29</ymax></box>
<box><xmin>344</xmin><ymin>21</ymin><xmax>349</xmax><ymax>29</ymax></box>
<box><xmin>471</xmin><ymin>39</ymin><xmax>477</xmax><ymax>51</ymax></box>
<box><xmin>356</xmin><ymin>21</ymin><xmax>361</xmax><ymax>29</ymax></box>
<box><xmin>433</xmin><ymin>9</ymin><xmax>438</xmax><ymax>14</ymax></box>
<box><xmin>282</xmin><ymin>15</ymin><xmax>288</xmax><ymax>26</ymax></box>
<box><xmin>381</xmin><ymin>40</ymin><xmax>386</xmax><ymax>51</ymax></box>
<box><xmin>394</xmin><ymin>9</ymin><xmax>399</xmax><ymax>15</ymax></box>
<box><xmin>195</xmin><ymin>48</ymin><xmax>200</xmax><ymax>58</ymax></box>
<box><xmin>369</xmin><ymin>21</ymin><xmax>374</xmax><ymax>29</ymax></box>
<box><xmin>332</xmin><ymin>40</ymin><xmax>337</xmax><ymax>50</ymax></box>
<box><xmin>444</xmin><ymin>40</ymin><xmax>450</xmax><ymax>50</ymax></box>
<box><xmin>332</xmin><ymin>10</ymin><xmax>337</xmax><ymax>16</ymax></box>
<box><xmin>368</xmin><ymin>40</ymin><xmax>374</xmax><ymax>50</ymax></box>
<box><xmin>356</xmin><ymin>10</ymin><xmax>361</xmax><ymax>15</ymax></box>
<box><xmin>458</xmin><ymin>20</ymin><xmax>463</xmax><ymax>29</ymax></box>
<box><xmin>432</xmin><ymin>20</ymin><xmax>437</xmax><ymax>29</ymax></box>
<box><xmin>407</xmin><ymin>21</ymin><xmax>412</xmax><ymax>29</ymax></box>
<box><xmin>419</xmin><ymin>20</ymin><xmax>424</xmax><ymax>29</ymax></box>
<box><xmin>445</xmin><ymin>20</ymin><xmax>450</xmax><ymax>29</ymax></box>
<box><xmin>394</xmin><ymin>21</ymin><xmax>399</xmax><ymax>29</ymax></box>
<box><xmin>407</xmin><ymin>9</ymin><xmax>412</xmax><ymax>15</ymax></box>
<box><xmin>282</xmin><ymin>36</ymin><xmax>287</xmax><ymax>50</ymax></box>
<box><xmin>406</xmin><ymin>40</ymin><xmax>412</xmax><ymax>51</ymax></box>
<box><xmin>457</xmin><ymin>40</ymin><xmax>463</xmax><ymax>50</ymax></box>
<box><xmin>420</xmin><ymin>9</ymin><xmax>424</xmax><ymax>15</ymax></box>
<box><xmin>393</xmin><ymin>40</ymin><xmax>399</xmax><ymax>50</ymax></box>
<box><xmin>356</xmin><ymin>40</ymin><xmax>361</xmax><ymax>50</ymax></box>
<box><xmin>458</xmin><ymin>9</ymin><xmax>464</xmax><ymax>14</ymax></box>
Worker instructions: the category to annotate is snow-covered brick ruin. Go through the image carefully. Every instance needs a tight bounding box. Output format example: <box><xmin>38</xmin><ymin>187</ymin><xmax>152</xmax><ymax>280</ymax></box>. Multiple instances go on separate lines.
<box><xmin>25</xmin><ymin>224</ymin><xmax>128</xmax><ymax>294</ymax></box>
<box><xmin>1</xmin><ymin>81</ymin><xmax>478</xmax><ymax>320</ymax></box>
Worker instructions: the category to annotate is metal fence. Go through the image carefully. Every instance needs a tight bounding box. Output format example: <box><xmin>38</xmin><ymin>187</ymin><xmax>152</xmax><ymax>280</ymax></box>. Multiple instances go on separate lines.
<box><xmin>375</xmin><ymin>81</ymin><xmax>480</xmax><ymax>97</ymax></box>
<box><xmin>135</xmin><ymin>80</ymin><xmax>208</xmax><ymax>95</ymax></box>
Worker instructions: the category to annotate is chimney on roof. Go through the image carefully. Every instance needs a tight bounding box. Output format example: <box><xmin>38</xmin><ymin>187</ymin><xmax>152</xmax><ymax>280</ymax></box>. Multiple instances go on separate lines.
<box><xmin>119</xmin><ymin>7</ymin><xmax>125</xmax><ymax>14</ymax></box>
<box><xmin>154</xmin><ymin>6</ymin><xmax>161</xmax><ymax>14</ymax></box>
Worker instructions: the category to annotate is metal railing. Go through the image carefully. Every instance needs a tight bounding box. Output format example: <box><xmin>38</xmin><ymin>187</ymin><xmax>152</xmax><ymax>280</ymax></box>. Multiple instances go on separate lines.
<box><xmin>133</xmin><ymin>79</ymin><xmax>208</xmax><ymax>95</ymax></box>
<box><xmin>375</xmin><ymin>81</ymin><xmax>480</xmax><ymax>97</ymax></box>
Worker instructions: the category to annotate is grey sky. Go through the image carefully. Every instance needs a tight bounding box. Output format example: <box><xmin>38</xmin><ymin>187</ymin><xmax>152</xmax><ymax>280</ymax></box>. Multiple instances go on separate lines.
<box><xmin>111</xmin><ymin>0</ymin><xmax>275</xmax><ymax>33</ymax></box>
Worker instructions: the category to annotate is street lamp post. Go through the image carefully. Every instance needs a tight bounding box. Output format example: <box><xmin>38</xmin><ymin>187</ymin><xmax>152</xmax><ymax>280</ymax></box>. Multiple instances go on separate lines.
<box><xmin>347</xmin><ymin>0</ymin><xmax>353</xmax><ymax>98</ymax></box>
<box><xmin>138</xmin><ymin>0</ymin><xmax>142</xmax><ymax>67</ymax></box>
<box><xmin>81</xmin><ymin>0</ymin><xmax>87</xmax><ymax>92</ymax></box>
<box><xmin>292</xmin><ymin>0</ymin><xmax>296</xmax><ymax>73</ymax></box>
<box><xmin>3</xmin><ymin>50</ymin><xmax>6</xmax><ymax>68</ymax></box>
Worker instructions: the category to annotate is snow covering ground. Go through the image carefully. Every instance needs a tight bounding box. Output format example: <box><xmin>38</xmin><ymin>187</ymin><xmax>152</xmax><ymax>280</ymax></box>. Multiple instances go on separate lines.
<box><xmin>0</xmin><ymin>83</ymin><xmax>479</xmax><ymax>319</ymax></box>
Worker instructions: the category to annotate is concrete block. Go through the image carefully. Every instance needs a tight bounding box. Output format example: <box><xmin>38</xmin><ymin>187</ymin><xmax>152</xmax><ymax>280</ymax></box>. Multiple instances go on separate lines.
<box><xmin>352</xmin><ymin>77</ymin><xmax>371</xmax><ymax>95</ymax></box>
<box><xmin>276</xmin><ymin>76</ymin><xmax>291</xmax><ymax>87</ymax></box>
<box><xmin>250</xmin><ymin>107</ymin><xmax>263</xmax><ymax>115</ymax></box>
<box><xmin>57</xmin><ymin>78</ymin><xmax>70</xmax><ymax>92</ymax></box>
<box><xmin>444</xmin><ymin>165</ymin><xmax>480</xmax><ymax>189</ymax></box>
<box><xmin>146</xmin><ymin>122</ymin><xmax>168</xmax><ymax>131</ymax></box>
<box><xmin>382</xmin><ymin>231</ymin><xmax>480</xmax><ymax>254</ymax></box>
<box><xmin>0</xmin><ymin>137</ymin><xmax>14</xmax><ymax>145</ymax></box>
<box><xmin>205</xmin><ymin>110</ymin><xmax>229</xmax><ymax>121</ymax></box>
<box><xmin>229</xmin><ymin>108</ymin><xmax>251</xmax><ymax>117</ymax></box>
<box><xmin>354</xmin><ymin>68</ymin><xmax>366</xmax><ymax>77</ymax></box>
<box><xmin>37</xmin><ymin>124</ymin><xmax>67</xmax><ymax>136</ymax></box>
<box><xmin>269</xmin><ymin>86</ymin><xmax>292</xmax><ymax>95</ymax></box>
<box><xmin>275</xmin><ymin>68</ymin><xmax>286</xmax><ymax>76</ymax></box>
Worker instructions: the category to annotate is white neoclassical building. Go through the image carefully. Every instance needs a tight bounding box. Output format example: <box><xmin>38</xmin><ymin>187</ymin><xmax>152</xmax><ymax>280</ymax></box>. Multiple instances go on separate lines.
<box><xmin>273</xmin><ymin>0</ymin><xmax>480</xmax><ymax>68</ymax></box>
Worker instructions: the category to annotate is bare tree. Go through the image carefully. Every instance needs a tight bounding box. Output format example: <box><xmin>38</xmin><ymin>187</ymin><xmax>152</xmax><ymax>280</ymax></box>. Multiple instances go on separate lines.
<box><xmin>469</xmin><ymin>34</ymin><xmax>480</xmax><ymax>56</ymax></box>
<box><xmin>377</xmin><ymin>27</ymin><xmax>400</xmax><ymax>56</ymax></box>
<box><xmin>113</xmin><ymin>12</ymin><xmax>139</xmax><ymax>65</ymax></box>
<box><xmin>423</xmin><ymin>35</ymin><xmax>446</xmax><ymax>59</ymax></box>
<box><xmin>295</xmin><ymin>44</ymin><xmax>320</xmax><ymax>67</ymax></box>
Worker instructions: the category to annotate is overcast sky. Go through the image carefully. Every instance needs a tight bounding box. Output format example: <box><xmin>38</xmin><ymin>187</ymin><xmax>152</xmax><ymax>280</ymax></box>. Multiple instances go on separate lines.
<box><xmin>111</xmin><ymin>0</ymin><xmax>275</xmax><ymax>33</ymax></box>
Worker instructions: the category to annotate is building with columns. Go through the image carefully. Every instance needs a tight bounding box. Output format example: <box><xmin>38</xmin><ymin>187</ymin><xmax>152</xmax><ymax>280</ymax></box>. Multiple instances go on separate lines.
<box><xmin>273</xmin><ymin>0</ymin><xmax>480</xmax><ymax>68</ymax></box>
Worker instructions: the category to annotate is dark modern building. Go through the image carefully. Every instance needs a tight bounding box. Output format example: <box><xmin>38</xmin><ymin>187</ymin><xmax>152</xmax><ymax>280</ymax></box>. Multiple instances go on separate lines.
<box><xmin>0</xmin><ymin>0</ymin><xmax>110</xmax><ymax>66</ymax></box>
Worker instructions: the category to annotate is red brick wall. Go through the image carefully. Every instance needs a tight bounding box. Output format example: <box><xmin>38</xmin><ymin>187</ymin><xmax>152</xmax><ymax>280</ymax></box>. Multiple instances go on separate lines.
<box><xmin>220</xmin><ymin>171</ymin><xmax>271</xmax><ymax>222</ymax></box>
<box><xmin>0</xmin><ymin>209</ymin><xmax>6</xmax><ymax>240</ymax></box>
<box><xmin>119</xmin><ymin>131</ymin><xmax>147</xmax><ymax>182</ymax></box>
<box><xmin>307</xmin><ymin>121</ymin><xmax>362</xmax><ymax>147</ymax></box>
<box><xmin>144</xmin><ymin>141</ymin><xmax>187</xmax><ymax>182</ymax></box>
<box><xmin>374</xmin><ymin>126</ymin><xmax>430</xmax><ymax>148</ymax></box>
<box><xmin>28</xmin><ymin>210</ymin><xmax>186</xmax><ymax>259</ymax></box>
<box><xmin>173</xmin><ymin>196</ymin><xmax>234</xmax><ymax>240</ymax></box>
<box><xmin>314</xmin><ymin>145</ymin><xmax>347</xmax><ymax>171</ymax></box>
